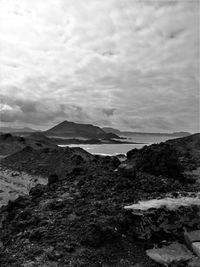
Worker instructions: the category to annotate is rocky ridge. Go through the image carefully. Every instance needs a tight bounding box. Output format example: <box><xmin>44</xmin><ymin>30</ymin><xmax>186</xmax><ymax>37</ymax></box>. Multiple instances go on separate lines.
<box><xmin>0</xmin><ymin>134</ymin><xmax>199</xmax><ymax>266</ymax></box>
<box><xmin>0</xmin><ymin>133</ymin><xmax>57</xmax><ymax>156</ymax></box>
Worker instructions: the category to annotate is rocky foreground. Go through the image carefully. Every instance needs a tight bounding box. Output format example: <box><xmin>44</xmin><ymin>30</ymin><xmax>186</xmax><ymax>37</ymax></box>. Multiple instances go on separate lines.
<box><xmin>0</xmin><ymin>134</ymin><xmax>200</xmax><ymax>266</ymax></box>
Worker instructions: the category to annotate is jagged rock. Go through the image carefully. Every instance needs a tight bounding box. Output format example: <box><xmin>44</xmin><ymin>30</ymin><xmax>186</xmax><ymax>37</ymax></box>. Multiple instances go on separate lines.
<box><xmin>60</xmin><ymin>192</ymin><xmax>71</xmax><ymax>200</ymax></box>
<box><xmin>0</xmin><ymin>241</ymin><xmax>3</xmax><ymax>249</ymax></box>
<box><xmin>118</xmin><ymin>163</ymin><xmax>136</xmax><ymax>178</ymax></box>
<box><xmin>146</xmin><ymin>243</ymin><xmax>194</xmax><ymax>265</ymax></box>
<box><xmin>48</xmin><ymin>174</ymin><xmax>59</xmax><ymax>186</ymax></box>
<box><xmin>39</xmin><ymin>199</ymin><xmax>55</xmax><ymax>211</ymax></box>
<box><xmin>184</xmin><ymin>230</ymin><xmax>200</xmax><ymax>249</ymax></box>
<box><xmin>0</xmin><ymin>134</ymin><xmax>200</xmax><ymax>266</ymax></box>
<box><xmin>126</xmin><ymin>143</ymin><xmax>184</xmax><ymax>180</ymax></box>
<box><xmin>124</xmin><ymin>197</ymin><xmax>200</xmax><ymax>241</ymax></box>
<box><xmin>80</xmin><ymin>220</ymin><xmax>120</xmax><ymax>248</ymax></box>
<box><xmin>188</xmin><ymin>257</ymin><xmax>200</xmax><ymax>267</ymax></box>
<box><xmin>192</xmin><ymin>242</ymin><xmax>200</xmax><ymax>257</ymax></box>
<box><xmin>29</xmin><ymin>184</ymin><xmax>46</xmax><ymax>198</ymax></box>
<box><xmin>6</xmin><ymin>195</ymin><xmax>32</xmax><ymax>212</ymax></box>
<box><xmin>29</xmin><ymin>227</ymin><xmax>47</xmax><ymax>241</ymax></box>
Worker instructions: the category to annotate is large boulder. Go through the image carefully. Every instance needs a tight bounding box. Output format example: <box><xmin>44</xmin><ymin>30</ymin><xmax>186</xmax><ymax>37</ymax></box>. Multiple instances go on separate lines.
<box><xmin>184</xmin><ymin>230</ymin><xmax>200</xmax><ymax>249</ymax></box>
<box><xmin>192</xmin><ymin>243</ymin><xmax>200</xmax><ymax>257</ymax></box>
<box><xmin>127</xmin><ymin>143</ymin><xmax>183</xmax><ymax>180</ymax></box>
<box><xmin>146</xmin><ymin>243</ymin><xmax>193</xmax><ymax>265</ymax></box>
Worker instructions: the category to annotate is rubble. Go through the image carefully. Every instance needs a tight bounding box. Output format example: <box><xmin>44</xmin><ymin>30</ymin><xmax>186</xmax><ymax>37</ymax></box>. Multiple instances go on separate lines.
<box><xmin>0</xmin><ymin>134</ymin><xmax>199</xmax><ymax>266</ymax></box>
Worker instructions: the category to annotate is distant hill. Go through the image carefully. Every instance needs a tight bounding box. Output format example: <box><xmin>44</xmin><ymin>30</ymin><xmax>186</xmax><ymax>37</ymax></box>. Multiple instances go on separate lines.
<box><xmin>28</xmin><ymin>132</ymin><xmax>55</xmax><ymax>144</ymax></box>
<box><xmin>102</xmin><ymin>127</ymin><xmax>121</xmax><ymax>135</ymax></box>
<box><xmin>44</xmin><ymin>120</ymin><xmax>120</xmax><ymax>139</ymax></box>
<box><xmin>0</xmin><ymin>133</ymin><xmax>57</xmax><ymax>156</ymax></box>
<box><xmin>0</xmin><ymin>127</ymin><xmax>37</xmax><ymax>133</ymax></box>
<box><xmin>103</xmin><ymin>127</ymin><xmax>191</xmax><ymax>137</ymax></box>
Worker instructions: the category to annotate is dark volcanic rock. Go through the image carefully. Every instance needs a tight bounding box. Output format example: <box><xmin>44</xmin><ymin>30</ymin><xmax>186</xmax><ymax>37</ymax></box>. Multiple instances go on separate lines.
<box><xmin>29</xmin><ymin>184</ymin><xmax>47</xmax><ymax>198</ymax></box>
<box><xmin>126</xmin><ymin>143</ymin><xmax>183</xmax><ymax>180</ymax></box>
<box><xmin>125</xmin><ymin>134</ymin><xmax>200</xmax><ymax>183</ymax></box>
<box><xmin>1</xmin><ymin>146</ymin><xmax>94</xmax><ymax>178</ymax></box>
<box><xmin>80</xmin><ymin>219</ymin><xmax>120</xmax><ymax>248</ymax></box>
<box><xmin>124</xmin><ymin>205</ymin><xmax>200</xmax><ymax>241</ymax></box>
<box><xmin>0</xmin><ymin>133</ymin><xmax>57</xmax><ymax>156</ymax></box>
<box><xmin>48</xmin><ymin>174</ymin><xmax>59</xmax><ymax>186</ymax></box>
<box><xmin>0</xmin><ymin>134</ymin><xmax>199</xmax><ymax>266</ymax></box>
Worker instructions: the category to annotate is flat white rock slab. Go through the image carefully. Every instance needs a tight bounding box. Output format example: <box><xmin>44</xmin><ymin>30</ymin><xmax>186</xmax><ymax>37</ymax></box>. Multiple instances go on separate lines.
<box><xmin>185</xmin><ymin>230</ymin><xmax>200</xmax><ymax>249</ymax></box>
<box><xmin>146</xmin><ymin>243</ymin><xmax>194</xmax><ymax>265</ymax></box>
<box><xmin>192</xmin><ymin>242</ymin><xmax>200</xmax><ymax>257</ymax></box>
<box><xmin>124</xmin><ymin>194</ymin><xmax>200</xmax><ymax>211</ymax></box>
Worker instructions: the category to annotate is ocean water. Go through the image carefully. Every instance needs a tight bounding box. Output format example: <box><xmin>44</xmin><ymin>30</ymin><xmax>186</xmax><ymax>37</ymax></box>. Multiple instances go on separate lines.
<box><xmin>59</xmin><ymin>135</ymin><xmax>177</xmax><ymax>155</ymax></box>
<box><xmin>60</xmin><ymin>143</ymin><xmax>148</xmax><ymax>155</ymax></box>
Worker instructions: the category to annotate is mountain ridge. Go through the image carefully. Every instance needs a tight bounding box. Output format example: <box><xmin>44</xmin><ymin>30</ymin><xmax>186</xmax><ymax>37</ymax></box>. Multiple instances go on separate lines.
<box><xmin>44</xmin><ymin>120</ymin><xmax>120</xmax><ymax>139</ymax></box>
<box><xmin>0</xmin><ymin>133</ymin><xmax>199</xmax><ymax>266</ymax></box>
<box><xmin>0</xmin><ymin>133</ymin><xmax>57</xmax><ymax>156</ymax></box>
<box><xmin>103</xmin><ymin>127</ymin><xmax>191</xmax><ymax>137</ymax></box>
<box><xmin>0</xmin><ymin>127</ymin><xmax>37</xmax><ymax>133</ymax></box>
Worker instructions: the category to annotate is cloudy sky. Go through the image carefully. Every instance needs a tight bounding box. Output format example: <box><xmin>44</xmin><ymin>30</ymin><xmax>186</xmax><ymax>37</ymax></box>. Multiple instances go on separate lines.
<box><xmin>0</xmin><ymin>0</ymin><xmax>199</xmax><ymax>132</ymax></box>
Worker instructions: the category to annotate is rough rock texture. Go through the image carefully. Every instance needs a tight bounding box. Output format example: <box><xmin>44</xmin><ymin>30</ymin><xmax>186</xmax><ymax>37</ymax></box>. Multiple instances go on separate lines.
<box><xmin>192</xmin><ymin>243</ymin><xmax>200</xmax><ymax>257</ymax></box>
<box><xmin>146</xmin><ymin>243</ymin><xmax>194</xmax><ymax>265</ymax></box>
<box><xmin>124</xmin><ymin>133</ymin><xmax>200</xmax><ymax>183</ymax></box>
<box><xmin>0</xmin><ymin>133</ymin><xmax>57</xmax><ymax>156</ymax></box>
<box><xmin>188</xmin><ymin>257</ymin><xmax>200</xmax><ymax>267</ymax></box>
<box><xmin>124</xmin><ymin>204</ymin><xmax>200</xmax><ymax>241</ymax></box>
<box><xmin>1</xmin><ymin>146</ymin><xmax>96</xmax><ymax>178</ymax></box>
<box><xmin>0</xmin><ymin>134</ymin><xmax>199</xmax><ymax>266</ymax></box>
<box><xmin>0</xmin><ymin>168</ymin><xmax>47</xmax><ymax>207</ymax></box>
<box><xmin>0</xmin><ymin>157</ymin><xmax>159</xmax><ymax>267</ymax></box>
<box><xmin>184</xmin><ymin>230</ymin><xmax>200</xmax><ymax>249</ymax></box>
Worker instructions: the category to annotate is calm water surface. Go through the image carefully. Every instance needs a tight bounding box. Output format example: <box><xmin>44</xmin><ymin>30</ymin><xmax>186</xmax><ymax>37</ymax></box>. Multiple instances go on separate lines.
<box><xmin>59</xmin><ymin>135</ymin><xmax>176</xmax><ymax>155</ymax></box>
<box><xmin>60</xmin><ymin>143</ymin><xmax>148</xmax><ymax>155</ymax></box>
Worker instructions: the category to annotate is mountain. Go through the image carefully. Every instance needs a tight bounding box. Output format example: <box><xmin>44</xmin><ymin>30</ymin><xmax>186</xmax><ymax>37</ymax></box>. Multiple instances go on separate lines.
<box><xmin>102</xmin><ymin>127</ymin><xmax>121</xmax><ymax>135</ymax></box>
<box><xmin>103</xmin><ymin>127</ymin><xmax>191</xmax><ymax>137</ymax></box>
<box><xmin>44</xmin><ymin>120</ymin><xmax>120</xmax><ymax>139</ymax></box>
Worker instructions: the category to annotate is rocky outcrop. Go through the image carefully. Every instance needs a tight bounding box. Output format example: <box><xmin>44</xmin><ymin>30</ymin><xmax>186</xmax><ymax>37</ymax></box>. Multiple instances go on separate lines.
<box><xmin>1</xmin><ymin>146</ymin><xmax>96</xmax><ymax>178</ymax></box>
<box><xmin>146</xmin><ymin>243</ymin><xmax>194</xmax><ymax>265</ymax></box>
<box><xmin>0</xmin><ymin>133</ymin><xmax>57</xmax><ymax>156</ymax></box>
<box><xmin>120</xmin><ymin>134</ymin><xmax>200</xmax><ymax>185</ymax></box>
<box><xmin>0</xmin><ymin>168</ymin><xmax>47</xmax><ymax>207</ymax></box>
<box><xmin>0</xmin><ymin>153</ymin><xmax>157</xmax><ymax>266</ymax></box>
<box><xmin>0</xmin><ymin>134</ymin><xmax>199</xmax><ymax>266</ymax></box>
<box><xmin>124</xmin><ymin>194</ymin><xmax>200</xmax><ymax>241</ymax></box>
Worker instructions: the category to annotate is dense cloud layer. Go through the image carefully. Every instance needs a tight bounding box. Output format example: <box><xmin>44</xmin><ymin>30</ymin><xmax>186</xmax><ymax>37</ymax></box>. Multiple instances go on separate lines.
<box><xmin>0</xmin><ymin>0</ymin><xmax>199</xmax><ymax>132</ymax></box>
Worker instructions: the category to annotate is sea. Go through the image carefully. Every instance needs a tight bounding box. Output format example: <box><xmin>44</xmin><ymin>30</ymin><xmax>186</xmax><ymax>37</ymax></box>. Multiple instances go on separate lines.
<box><xmin>59</xmin><ymin>135</ymin><xmax>175</xmax><ymax>155</ymax></box>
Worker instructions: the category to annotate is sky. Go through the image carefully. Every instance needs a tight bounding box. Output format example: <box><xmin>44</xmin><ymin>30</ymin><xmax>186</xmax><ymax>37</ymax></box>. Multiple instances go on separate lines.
<box><xmin>0</xmin><ymin>0</ymin><xmax>199</xmax><ymax>132</ymax></box>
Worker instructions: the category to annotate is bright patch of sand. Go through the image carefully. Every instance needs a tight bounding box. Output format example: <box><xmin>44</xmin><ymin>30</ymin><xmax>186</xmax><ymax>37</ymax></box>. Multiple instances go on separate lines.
<box><xmin>0</xmin><ymin>168</ymin><xmax>47</xmax><ymax>207</ymax></box>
